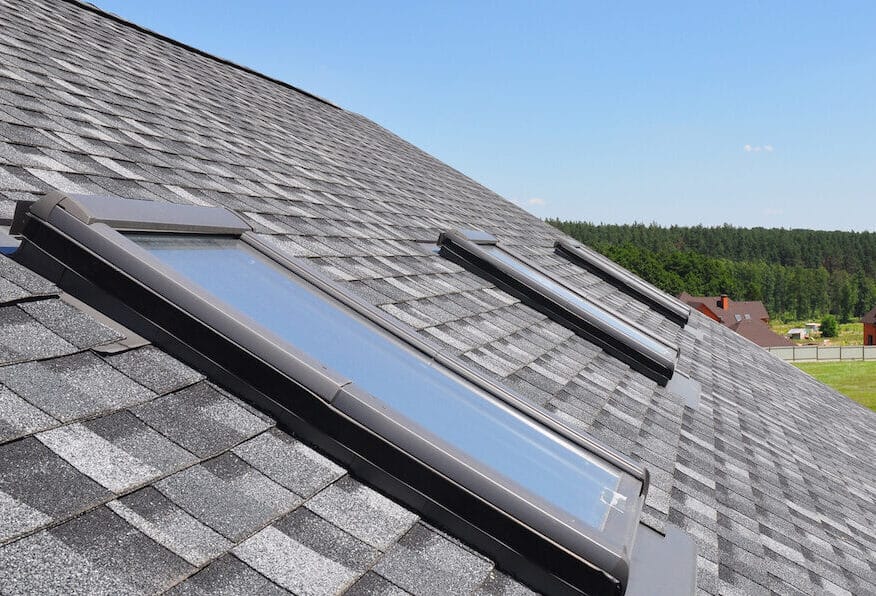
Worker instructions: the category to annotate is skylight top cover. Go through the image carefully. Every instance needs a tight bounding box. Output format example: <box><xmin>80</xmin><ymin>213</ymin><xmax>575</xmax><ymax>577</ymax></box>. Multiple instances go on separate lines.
<box><xmin>130</xmin><ymin>234</ymin><xmax>625</xmax><ymax>531</ymax></box>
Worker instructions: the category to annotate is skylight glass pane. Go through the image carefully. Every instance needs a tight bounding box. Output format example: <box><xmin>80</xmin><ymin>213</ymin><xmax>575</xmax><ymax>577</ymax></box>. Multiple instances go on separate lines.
<box><xmin>131</xmin><ymin>235</ymin><xmax>621</xmax><ymax>530</ymax></box>
<box><xmin>484</xmin><ymin>246</ymin><xmax>675</xmax><ymax>360</ymax></box>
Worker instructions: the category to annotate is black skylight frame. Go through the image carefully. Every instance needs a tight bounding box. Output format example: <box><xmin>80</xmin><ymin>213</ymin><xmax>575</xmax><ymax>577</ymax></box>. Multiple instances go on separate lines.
<box><xmin>554</xmin><ymin>239</ymin><xmax>691</xmax><ymax>326</ymax></box>
<box><xmin>437</xmin><ymin>230</ymin><xmax>679</xmax><ymax>385</ymax></box>
<box><xmin>9</xmin><ymin>192</ymin><xmax>687</xmax><ymax>596</ymax></box>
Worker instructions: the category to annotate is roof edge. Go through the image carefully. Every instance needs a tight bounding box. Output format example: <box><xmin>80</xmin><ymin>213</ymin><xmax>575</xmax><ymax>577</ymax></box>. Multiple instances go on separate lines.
<box><xmin>68</xmin><ymin>0</ymin><xmax>342</xmax><ymax>110</ymax></box>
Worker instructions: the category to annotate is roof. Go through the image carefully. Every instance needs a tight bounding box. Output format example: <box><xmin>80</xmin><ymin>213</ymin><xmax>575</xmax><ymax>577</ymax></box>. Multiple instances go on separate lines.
<box><xmin>679</xmin><ymin>293</ymin><xmax>770</xmax><ymax>323</ymax></box>
<box><xmin>862</xmin><ymin>306</ymin><xmax>876</xmax><ymax>325</ymax></box>
<box><xmin>0</xmin><ymin>1</ymin><xmax>874</xmax><ymax>594</ymax></box>
<box><xmin>729</xmin><ymin>319</ymin><xmax>794</xmax><ymax>348</ymax></box>
<box><xmin>678</xmin><ymin>293</ymin><xmax>791</xmax><ymax>347</ymax></box>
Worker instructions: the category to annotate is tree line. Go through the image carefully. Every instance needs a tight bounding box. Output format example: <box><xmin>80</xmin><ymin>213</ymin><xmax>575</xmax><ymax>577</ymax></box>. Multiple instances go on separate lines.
<box><xmin>548</xmin><ymin>220</ymin><xmax>876</xmax><ymax>322</ymax></box>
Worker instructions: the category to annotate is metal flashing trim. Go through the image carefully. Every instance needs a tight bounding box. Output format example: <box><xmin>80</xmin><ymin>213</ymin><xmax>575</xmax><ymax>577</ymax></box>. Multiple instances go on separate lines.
<box><xmin>626</xmin><ymin>524</ymin><xmax>697</xmax><ymax>596</ymax></box>
<box><xmin>9</xmin><ymin>199</ymin><xmax>39</xmax><ymax>235</ymax></box>
<box><xmin>15</xmin><ymin>192</ymin><xmax>652</xmax><ymax>596</ymax></box>
<box><xmin>438</xmin><ymin>229</ymin><xmax>678</xmax><ymax>385</ymax></box>
<box><xmin>29</xmin><ymin>191</ymin><xmax>251</xmax><ymax>235</ymax></box>
<box><xmin>458</xmin><ymin>228</ymin><xmax>498</xmax><ymax>245</ymax></box>
<box><xmin>59</xmin><ymin>292</ymin><xmax>150</xmax><ymax>353</ymax></box>
<box><xmin>665</xmin><ymin>371</ymin><xmax>702</xmax><ymax>409</ymax></box>
<box><xmin>555</xmin><ymin>239</ymin><xmax>691</xmax><ymax>326</ymax></box>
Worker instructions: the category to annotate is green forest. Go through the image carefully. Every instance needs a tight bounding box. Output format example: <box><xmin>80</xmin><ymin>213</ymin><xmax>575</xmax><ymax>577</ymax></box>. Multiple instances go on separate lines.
<box><xmin>547</xmin><ymin>221</ymin><xmax>876</xmax><ymax>322</ymax></box>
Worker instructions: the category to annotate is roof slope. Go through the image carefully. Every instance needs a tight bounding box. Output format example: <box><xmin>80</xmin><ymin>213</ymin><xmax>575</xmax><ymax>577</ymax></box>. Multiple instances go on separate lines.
<box><xmin>679</xmin><ymin>293</ymin><xmax>770</xmax><ymax>323</ymax></box>
<box><xmin>728</xmin><ymin>318</ymin><xmax>794</xmax><ymax>348</ymax></box>
<box><xmin>0</xmin><ymin>1</ymin><xmax>874</xmax><ymax>595</ymax></box>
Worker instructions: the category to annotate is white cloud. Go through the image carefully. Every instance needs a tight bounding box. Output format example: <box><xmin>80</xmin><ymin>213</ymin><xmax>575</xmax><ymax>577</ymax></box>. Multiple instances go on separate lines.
<box><xmin>744</xmin><ymin>144</ymin><xmax>774</xmax><ymax>153</ymax></box>
<box><xmin>526</xmin><ymin>197</ymin><xmax>546</xmax><ymax>206</ymax></box>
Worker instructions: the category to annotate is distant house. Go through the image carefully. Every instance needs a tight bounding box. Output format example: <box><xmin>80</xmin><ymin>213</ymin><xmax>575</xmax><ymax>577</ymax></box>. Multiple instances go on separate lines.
<box><xmin>862</xmin><ymin>306</ymin><xmax>876</xmax><ymax>345</ymax></box>
<box><xmin>678</xmin><ymin>293</ymin><xmax>794</xmax><ymax>347</ymax></box>
<box><xmin>787</xmin><ymin>328</ymin><xmax>808</xmax><ymax>340</ymax></box>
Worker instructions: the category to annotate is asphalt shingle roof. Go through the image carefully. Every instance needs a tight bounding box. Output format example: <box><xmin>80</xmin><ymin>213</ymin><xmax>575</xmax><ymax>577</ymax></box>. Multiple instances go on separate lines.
<box><xmin>0</xmin><ymin>1</ymin><xmax>873</xmax><ymax>594</ymax></box>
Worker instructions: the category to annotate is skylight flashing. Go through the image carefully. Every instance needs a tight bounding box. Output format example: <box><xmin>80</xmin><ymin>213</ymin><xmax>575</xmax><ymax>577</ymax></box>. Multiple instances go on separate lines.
<box><xmin>7</xmin><ymin>192</ymin><xmax>693</xmax><ymax>596</ymax></box>
<box><xmin>437</xmin><ymin>230</ymin><xmax>679</xmax><ymax>385</ymax></box>
<box><xmin>554</xmin><ymin>239</ymin><xmax>691</xmax><ymax>325</ymax></box>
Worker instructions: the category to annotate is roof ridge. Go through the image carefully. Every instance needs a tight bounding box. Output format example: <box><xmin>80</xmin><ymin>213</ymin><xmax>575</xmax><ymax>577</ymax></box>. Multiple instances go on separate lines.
<box><xmin>66</xmin><ymin>0</ymin><xmax>342</xmax><ymax>110</ymax></box>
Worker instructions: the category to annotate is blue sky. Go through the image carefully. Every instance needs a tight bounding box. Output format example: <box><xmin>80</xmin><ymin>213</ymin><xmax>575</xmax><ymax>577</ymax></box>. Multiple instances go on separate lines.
<box><xmin>92</xmin><ymin>1</ymin><xmax>875</xmax><ymax>231</ymax></box>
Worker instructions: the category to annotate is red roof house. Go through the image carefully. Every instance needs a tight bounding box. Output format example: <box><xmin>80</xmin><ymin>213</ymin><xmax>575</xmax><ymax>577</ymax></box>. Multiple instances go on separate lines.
<box><xmin>678</xmin><ymin>293</ymin><xmax>793</xmax><ymax>347</ymax></box>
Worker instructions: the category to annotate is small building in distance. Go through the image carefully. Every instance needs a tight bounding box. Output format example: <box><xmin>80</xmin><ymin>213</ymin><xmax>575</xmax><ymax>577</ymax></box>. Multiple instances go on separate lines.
<box><xmin>678</xmin><ymin>293</ymin><xmax>793</xmax><ymax>347</ymax></box>
<box><xmin>787</xmin><ymin>327</ymin><xmax>808</xmax><ymax>340</ymax></box>
<box><xmin>861</xmin><ymin>306</ymin><xmax>876</xmax><ymax>345</ymax></box>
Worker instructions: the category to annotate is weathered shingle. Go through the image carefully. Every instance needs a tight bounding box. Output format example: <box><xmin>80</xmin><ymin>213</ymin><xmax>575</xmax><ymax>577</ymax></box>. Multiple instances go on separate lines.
<box><xmin>132</xmin><ymin>382</ymin><xmax>271</xmax><ymax>458</ymax></box>
<box><xmin>155</xmin><ymin>452</ymin><xmax>300</xmax><ymax>542</ymax></box>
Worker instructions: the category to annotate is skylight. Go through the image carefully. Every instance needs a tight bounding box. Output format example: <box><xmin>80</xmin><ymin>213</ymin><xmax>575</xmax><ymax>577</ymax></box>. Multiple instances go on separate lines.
<box><xmin>438</xmin><ymin>230</ymin><xmax>679</xmax><ymax>385</ymax></box>
<box><xmin>554</xmin><ymin>239</ymin><xmax>690</xmax><ymax>325</ymax></box>
<box><xmin>130</xmin><ymin>234</ymin><xmax>624</xmax><ymax>531</ymax></box>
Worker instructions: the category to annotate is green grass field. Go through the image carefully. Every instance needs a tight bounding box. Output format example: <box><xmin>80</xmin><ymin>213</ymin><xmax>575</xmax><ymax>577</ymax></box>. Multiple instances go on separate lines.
<box><xmin>793</xmin><ymin>361</ymin><xmax>876</xmax><ymax>411</ymax></box>
<box><xmin>770</xmin><ymin>321</ymin><xmax>863</xmax><ymax>346</ymax></box>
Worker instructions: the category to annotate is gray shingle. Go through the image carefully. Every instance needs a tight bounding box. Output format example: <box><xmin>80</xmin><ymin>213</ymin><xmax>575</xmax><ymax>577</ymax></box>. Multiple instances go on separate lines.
<box><xmin>0</xmin><ymin>305</ymin><xmax>77</xmax><ymax>364</ymax></box>
<box><xmin>165</xmin><ymin>554</ymin><xmax>289</xmax><ymax>596</ymax></box>
<box><xmin>36</xmin><ymin>410</ymin><xmax>196</xmax><ymax>493</ymax></box>
<box><xmin>232</xmin><ymin>428</ymin><xmax>344</xmax><ymax>498</ymax></box>
<box><xmin>108</xmin><ymin>487</ymin><xmax>232</xmax><ymax>567</ymax></box>
<box><xmin>0</xmin><ymin>506</ymin><xmax>193</xmax><ymax>595</ymax></box>
<box><xmin>346</xmin><ymin>572</ymin><xmax>412</xmax><ymax>596</ymax></box>
<box><xmin>305</xmin><ymin>476</ymin><xmax>418</xmax><ymax>551</ymax></box>
<box><xmin>373</xmin><ymin>524</ymin><xmax>493</xmax><ymax>595</ymax></box>
<box><xmin>0</xmin><ymin>436</ymin><xmax>108</xmax><ymax>541</ymax></box>
<box><xmin>0</xmin><ymin>2</ymin><xmax>873</xmax><ymax>594</ymax></box>
<box><xmin>156</xmin><ymin>452</ymin><xmax>300</xmax><ymax>542</ymax></box>
<box><xmin>473</xmin><ymin>570</ymin><xmax>538</xmax><ymax>596</ymax></box>
<box><xmin>234</xmin><ymin>508</ymin><xmax>379</xmax><ymax>596</ymax></box>
<box><xmin>105</xmin><ymin>345</ymin><xmax>204</xmax><ymax>394</ymax></box>
<box><xmin>19</xmin><ymin>299</ymin><xmax>121</xmax><ymax>349</ymax></box>
<box><xmin>0</xmin><ymin>255</ymin><xmax>56</xmax><ymax>297</ymax></box>
<box><xmin>0</xmin><ymin>384</ymin><xmax>57</xmax><ymax>443</ymax></box>
<box><xmin>133</xmin><ymin>382</ymin><xmax>270</xmax><ymax>458</ymax></box>
<box><xmin>0</xmin><ymin>351</ymin><xmax>155</xmax><ymax>422</ymax></box>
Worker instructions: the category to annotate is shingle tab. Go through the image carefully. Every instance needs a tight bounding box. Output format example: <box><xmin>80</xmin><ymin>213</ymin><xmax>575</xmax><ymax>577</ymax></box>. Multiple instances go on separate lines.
<box><xmin>165</xmin><ymin>554</ymin><xmax>289</xmax><ymax>596</ymax></box>
<box><xmin>0</xmin><ymin>305</ymin><xmax>77</xmax><ymax>364</ymax></box>
<box><xmin>0</xmin><ymin>351</ymin><xmax>154</xmax><ymax>422</ymax></box>
<box><xmin>0</xmin><ymin>506</ymin><xmax>193</xmax><ymax>595</ymax></box>
<box><xmin>156</xmin><ymin>452</ymin><xmax>300</xmax><ymax>542</ymax></box>
<box><xmin>305</xmin><ymin>476</ymin><xmax>418</xmax><ymax>551</ymax></box>
<box><xmin>0</xmin><ymin>255</ymin><xmax>56</xmax><ymax>298</ymax></box>
<box><xmin>232</xmin><ymin>429</ymin><xmax>344</xmax><ymax>498</ymax></box>
<box><xmin>0</xmin><ymin>384</ymin><xmax>57</xmax><ymax>443</ymax></box>
<box><xmin>36</xmin><ymin>410</ymin><xmax>196</xmax><ymax>493</ymax></box>
<box><xmin>0</xmin><ymin>436</ymin><xmax>108</xmax><ymax>542</ymax></box>
<box><xmin>105</xmin><ymin>345</ymin><xmax>204</xmax><ymax>394</ymax></box>
<box><xmin>133</xmin><ymin>382</ymin><xmax>270</xmax><ymax>458</ymax></box>
<box><xmin>234</xmin><ymin>508</ymin><xmax>379</xmax><ymax>595</ymax></box>
<box><xmin>108</xmin><ymin>487</ymin><xmax>232</xmax><ymax>567</ymax></box>
<box><xmin>19</xmin><ymin>299</ymin><xmax>121</xmax><ymax>349</ymax></box>
<box><xmin>373</xmin><ymin>524</ymin><xmax>493</xmax><ymax>595</ymax></box>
